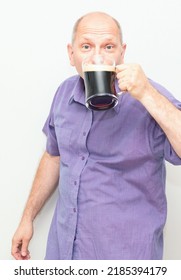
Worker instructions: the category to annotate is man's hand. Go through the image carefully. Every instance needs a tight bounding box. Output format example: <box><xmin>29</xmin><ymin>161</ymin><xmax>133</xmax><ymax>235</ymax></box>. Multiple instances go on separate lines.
<box><xmin>11</xmin><ymin>221</ymin><xmax>33</xmax><ymax>260</ymax></box>
<box><xmin>11</xmin><ymin>151</ymin><xmax>59</xmax><ymax>260</ymax></box>
<box><xmin>116</xmin><ymin>63</ymin><xmax>151</xmax><ymax>100</ymax></box>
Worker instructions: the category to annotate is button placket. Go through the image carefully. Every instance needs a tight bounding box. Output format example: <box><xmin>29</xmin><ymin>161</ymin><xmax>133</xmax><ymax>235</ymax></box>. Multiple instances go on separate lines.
<box><xmin>71</xmin><ymin>110</ymin><xmax>92</xmax><ymax>177</ymax></box>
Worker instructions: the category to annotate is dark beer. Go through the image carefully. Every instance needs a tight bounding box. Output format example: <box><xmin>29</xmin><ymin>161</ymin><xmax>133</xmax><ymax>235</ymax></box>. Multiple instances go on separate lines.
<box><xmin>83</xmin><ymin>65</ymin><xmax>118</xmax><ymax>110</ymax></box>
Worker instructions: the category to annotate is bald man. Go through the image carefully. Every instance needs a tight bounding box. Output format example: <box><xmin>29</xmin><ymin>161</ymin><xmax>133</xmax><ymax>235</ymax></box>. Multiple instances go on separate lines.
<box><xmin>12</xmin><ymin>11</ymin><xmax>181</xmax><ymax>260</ymax></box>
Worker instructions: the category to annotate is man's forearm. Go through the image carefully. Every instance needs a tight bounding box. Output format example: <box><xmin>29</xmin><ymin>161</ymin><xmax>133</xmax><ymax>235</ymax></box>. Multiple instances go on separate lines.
<box><xmin>140</xmin><ymin>84</ymin><xmax>181</xmax><ymax>158</ymax></box>
<box><xmin>116</xmin><ymin>64</ymin><xmax>181</xmax><ymax>158</ymax></box>
<box><xmin>21</xmin><ymin>151</ymin><xmax>60</xmax><ymax>223</ymax></box>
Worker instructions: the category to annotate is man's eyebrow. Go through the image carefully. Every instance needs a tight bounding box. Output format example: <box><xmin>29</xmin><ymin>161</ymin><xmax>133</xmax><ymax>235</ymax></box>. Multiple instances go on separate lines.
<box><xmin>79</xmin><ymin>37</ymin><xmax>91</xmax><ymax>42</ymax></box>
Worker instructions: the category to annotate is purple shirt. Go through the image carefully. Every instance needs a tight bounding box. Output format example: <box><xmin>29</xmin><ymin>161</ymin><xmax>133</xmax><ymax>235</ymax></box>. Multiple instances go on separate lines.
<box><xmin>43</xmin><ymin>75</ymin><xmax>181</xmax><ymax>260</ymax></box>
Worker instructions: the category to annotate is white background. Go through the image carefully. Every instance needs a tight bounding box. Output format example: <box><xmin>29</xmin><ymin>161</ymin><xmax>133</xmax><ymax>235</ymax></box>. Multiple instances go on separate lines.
<box><xmin>0</xmin><ymin>0</ymin><xmax>181</xmax><ymax>260</ymax></box>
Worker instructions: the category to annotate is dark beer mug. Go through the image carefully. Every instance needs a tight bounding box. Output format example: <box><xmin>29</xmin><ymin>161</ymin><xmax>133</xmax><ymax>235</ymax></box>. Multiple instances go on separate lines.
<box><xmin>82</xmin><ymin>55</ymin><xmax>118</xmax><ymax>110</ymax></box>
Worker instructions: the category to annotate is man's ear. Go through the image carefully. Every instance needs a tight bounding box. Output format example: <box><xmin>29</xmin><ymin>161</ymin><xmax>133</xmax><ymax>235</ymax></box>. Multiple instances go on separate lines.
<box><xmin>121</xmin><ymin>43</ymin><xmax>127</xmax><ymax>63</ymax></box>
<box><xmin>67</xmin><ymin>44</ymin><xmax>75</xmax><ymax>66</ymax></box>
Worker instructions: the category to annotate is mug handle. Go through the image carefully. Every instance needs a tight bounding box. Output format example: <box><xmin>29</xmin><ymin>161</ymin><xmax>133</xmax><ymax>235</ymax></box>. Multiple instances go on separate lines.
<box><xmin>117</xmin><ymin>91</ymin><xmax>124</xmax><ymax>96</ymax></box>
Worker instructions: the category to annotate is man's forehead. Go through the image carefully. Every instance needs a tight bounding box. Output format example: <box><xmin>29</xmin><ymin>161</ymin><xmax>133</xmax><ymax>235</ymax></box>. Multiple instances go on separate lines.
<box><xmin>78</xmin><ymin>34</ymin><xmax>117</xmax><ymax>42</ymax></box>
<box><xmin>76</xmin><ymin>20</ymin><xmax>120</xmax><ymax>40</ymax></box>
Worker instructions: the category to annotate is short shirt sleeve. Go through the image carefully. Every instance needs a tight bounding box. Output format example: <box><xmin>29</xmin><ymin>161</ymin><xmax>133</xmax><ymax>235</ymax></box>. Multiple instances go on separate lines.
<box><xmin>164</xmin><ymin>94</ymin><xmax>181</xmax><ymax>164</ymax></box>
<box><xmin>150</xmin><ymin>80</ymin><xmax>181</xmax><ymax>165</ymax></box>
<box><xmin>42</xmin><ymin>88</ymin><xmax>60</xmax><ymax>156</ymax></box>
<box><xmin>162</xmin><ymin>88</ymin><xmax>181</xmax><ymax>164</ymax></box>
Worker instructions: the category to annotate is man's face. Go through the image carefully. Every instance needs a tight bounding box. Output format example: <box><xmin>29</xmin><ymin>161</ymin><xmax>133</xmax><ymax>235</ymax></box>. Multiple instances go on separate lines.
<box><xmin>67</xmin><ymin>14</ymin><xmax>126</xmax><ymax>77</ymax></box>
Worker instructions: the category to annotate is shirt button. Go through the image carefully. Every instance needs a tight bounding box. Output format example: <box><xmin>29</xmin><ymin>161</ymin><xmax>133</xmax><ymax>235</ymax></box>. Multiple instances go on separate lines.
<box><xmin>74</xmin><ymin>181</ymin><xmax>77</xmax><ymax>186</ymax></box>
<box><xmin>73</xmin><ymin>208</ymin><xmax>76</xmax><ymax>213</ymax></box>
<box><xmin>83</xmin><ymin>132</ymin><xmax>86</xmax><ymax>136</ymax></box>
<box><xmin>81</xmin><ymin>156</ymin><xmax>85</xmax><ymax>160</ymax></box>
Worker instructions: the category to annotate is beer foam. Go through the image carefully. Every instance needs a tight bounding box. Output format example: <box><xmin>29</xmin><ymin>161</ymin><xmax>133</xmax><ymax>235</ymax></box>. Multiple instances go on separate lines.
<box><xmin>83</xmin><ymin>64</ymin><xmax>115</xmax><ymax>72</ymax></box>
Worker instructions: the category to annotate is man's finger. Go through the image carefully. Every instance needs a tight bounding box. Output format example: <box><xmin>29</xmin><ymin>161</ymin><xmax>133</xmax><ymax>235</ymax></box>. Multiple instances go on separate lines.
<box><xmin>21</xmin><ymin>239</ymin><xmax>30</xmax><ymax>257</ymax></box>
<box><xmin>115</xmin><ymin>64</ymin><xmax>128</xmax><ymax>73</ymax></box>
<box><xmin>11</xmin><ymin>240</ymin><xmax>22</xmax><ymax>258</ymax></box>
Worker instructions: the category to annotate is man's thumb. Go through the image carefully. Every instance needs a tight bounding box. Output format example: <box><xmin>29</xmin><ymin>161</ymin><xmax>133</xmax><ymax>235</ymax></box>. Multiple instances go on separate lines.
<box><xmin>21</xmin><ymin>240</ymin><xmax>29</xmax><ymax>256</ymax></box>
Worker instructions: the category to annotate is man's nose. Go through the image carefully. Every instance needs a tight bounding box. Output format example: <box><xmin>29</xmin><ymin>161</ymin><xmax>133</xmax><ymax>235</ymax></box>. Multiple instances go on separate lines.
<box><xmin>94</xmin><ymin>47</ymin><xmax>102</xmax><ymax>56</ymax></box>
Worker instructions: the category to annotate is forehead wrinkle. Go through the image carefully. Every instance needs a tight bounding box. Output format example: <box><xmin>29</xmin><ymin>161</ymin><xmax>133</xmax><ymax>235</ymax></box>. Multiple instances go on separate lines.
<box><xmin>79</xmin><ymin>23</ymin><xmax>118</xmax><ymax>34</ymax></box>
<box><xmin>76</xmin><ymin>15</ymin><xmax>120</xmax><ymax>40</ymax></box>
<box><xmin>76</xmin><ymin>28</ymin><xmax>119</xmax><ymax>44</ymax></box>
<box><xmin>80</xmin><ymin>33</ymin><xmax>116</xmax><ymax>40</ymax></box>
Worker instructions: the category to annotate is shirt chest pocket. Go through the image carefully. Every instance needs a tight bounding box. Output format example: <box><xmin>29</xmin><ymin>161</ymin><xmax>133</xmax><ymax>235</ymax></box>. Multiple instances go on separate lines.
<box><xmin>55</xmin><ymin>126</ymin><xmax>72</xmax><ymax>165</ymax></box>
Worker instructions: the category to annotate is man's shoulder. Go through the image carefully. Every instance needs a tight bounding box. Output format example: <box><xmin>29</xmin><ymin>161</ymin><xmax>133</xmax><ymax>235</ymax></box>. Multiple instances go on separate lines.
<box><xmin>149</xmin><ymin>78</ymin><xmax>173</xmax><ymax>99</ymax></box>
<box><xmin>149</xmin><ymin>78</ymin><xmax>181</xmax><ymax>107</ymax></box>
<box><xmin>58</xmin><ymin>74</ymin><xmax>81</xmax><ymax>91</ymax></box>
<box><xmin>53</xmin><ymin>74</ymin><xmax>81</xmax><ymax>102</ymax></box>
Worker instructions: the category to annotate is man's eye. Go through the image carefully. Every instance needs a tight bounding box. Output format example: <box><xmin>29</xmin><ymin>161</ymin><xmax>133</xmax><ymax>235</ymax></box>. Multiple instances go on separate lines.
<box><xmin>105</xmin><ymin>45</ymin><xmax>114</xmax><ymax>50</ymax></box>
<box><xmin>82</xmin><ymin>44</ymin><xmax>90</xmax><ymax>50</ymax></box>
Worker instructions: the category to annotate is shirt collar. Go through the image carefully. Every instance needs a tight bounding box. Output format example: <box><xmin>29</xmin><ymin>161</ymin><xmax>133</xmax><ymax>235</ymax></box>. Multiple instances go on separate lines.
<box><xmin>68</xmin><ymin>76</ymin><xmax>85</xmax><ymax>105</ymax></box>
<box><xmin>68</xmin><ymin>75</ymin><xmax>123</xmax><ymax>113</ymax></box>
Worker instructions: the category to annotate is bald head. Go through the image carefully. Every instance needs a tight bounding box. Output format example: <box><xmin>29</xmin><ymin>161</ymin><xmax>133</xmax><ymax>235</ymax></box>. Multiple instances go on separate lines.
<box><xmin>71</xmin><ymin>12</ymin><xmax>123</xmax><ymax>44</ymax></box>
